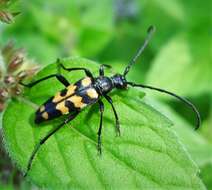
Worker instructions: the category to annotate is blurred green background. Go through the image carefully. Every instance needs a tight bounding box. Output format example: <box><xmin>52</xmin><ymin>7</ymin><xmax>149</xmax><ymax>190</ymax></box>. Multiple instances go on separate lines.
<box><xmin>0</xmin><ymin>0</ymin><xmax>211</xmax><ymax>189</ymax></box>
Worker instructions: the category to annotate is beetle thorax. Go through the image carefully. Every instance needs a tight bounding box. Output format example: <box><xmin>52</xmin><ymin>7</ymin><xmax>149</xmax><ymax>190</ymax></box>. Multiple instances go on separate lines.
<box><xmin>94</xmin><ymin>76</ymin><xmax>114</xmax><ymax>95</ymax></box>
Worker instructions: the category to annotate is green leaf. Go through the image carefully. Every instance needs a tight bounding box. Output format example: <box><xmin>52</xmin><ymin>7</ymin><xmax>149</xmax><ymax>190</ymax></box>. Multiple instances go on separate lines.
<box><xmin>74</xmin><ymin>0</ymin><xmax>114</xmax><ymax>57</ymax></box>
<box><xmin>200</xmin><ymin>162</ymin><xmax>212</xmax><ymax>189</ymax></box>
<box><xmin>3</xmin><ymin>57</ymin><xmax>205</xmax><ymax>189</ymax></box>
<box><xmin>152</xmin><ymin>0</ymin><xmax>185</xmax><ymax>22</ymax></box>
<box><xmin>1</xmin><ymin>0</ymin><xmax>114</xmax><ymax>62</ymax></box>
<box><xmin>199</xmin><ymin>98</ymin><xmax>212</xmax><ymax>144</ymax></box>
<box><xmin>146</xmin><ymin>34</ymin><xmax>211</xmax><ymax>97</ymax></box>
<box><xmin>76</xmin><ymin>26</ymin><xmax>113</xmax><ymax>57</ymax></box>
<box><xmin>143</xmin><ymin>97</ymin><xmax>212</xmax><ymax>167</ymax></box>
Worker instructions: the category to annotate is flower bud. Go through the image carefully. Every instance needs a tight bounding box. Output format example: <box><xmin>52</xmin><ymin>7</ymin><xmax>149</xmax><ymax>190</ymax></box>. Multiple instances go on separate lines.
<box><xmin>17</xmin><ymin>66</ymin><xmax>39</xmax><ymax>80</ymax></box>
<box><xmin>8</xmin><ymin>51</ymin><xmax>24</xmax><ymax>72</ymax></box>
<box><xmin>0</xmin><ymin>88</ymin><xmax>9</xmax><ymax>101</ymax></box>
<box><xmin>16</xmin><ymin>70</ymin><xmax>27</xmax><ymax>80</ymax></box>
<box><xmin>4</xmin><ymin>75</ymin><xmax>16</xmax><ymax>86</ymax></box>
<box><xmin>0</xmin><ymin>11</ymin><xmax>20</xmax><ymax>24</ymax></box>
<box><xmin>0</xmin><ymin>11</ymin><xmax>13</xmax><ymax>24</ymax></box>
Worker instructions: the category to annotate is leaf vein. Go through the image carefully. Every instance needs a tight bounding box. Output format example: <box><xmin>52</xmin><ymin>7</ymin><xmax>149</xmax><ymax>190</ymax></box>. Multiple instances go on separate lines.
<box><xmin>83</xmin><ymin>141</ymin><xmax>106</xmax><ymax>190</ymax></box>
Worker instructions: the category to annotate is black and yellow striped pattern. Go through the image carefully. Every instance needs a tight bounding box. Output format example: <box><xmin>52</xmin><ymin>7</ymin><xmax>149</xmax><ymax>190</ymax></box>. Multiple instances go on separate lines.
<box><xmin>35</xmin><ymin>77</ymin><xmax>99</xmax><ymax>123</ymax></box>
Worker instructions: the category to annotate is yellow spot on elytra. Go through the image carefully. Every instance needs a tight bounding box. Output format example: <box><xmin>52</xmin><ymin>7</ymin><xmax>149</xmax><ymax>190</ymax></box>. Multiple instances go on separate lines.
<box><xmin>52</xmin><ymin>92</ymin><xmax>63</xmax><ymax>103</ymax></box>
<box><xmin>81</xmin><ymin>77</ymin><xmax>91</xmax><ymax>87</ymax></box>
<box><xmin>39</xmin><ymin>106</ymin><xmax>45</xmax><ymax>112</ymax></box>
<box><xmin>52</xmin><ymin>85</ymin><xmax>76</xmax><ymax>103</ymax></box>
<box><xmin>87</xmin><ymin>88</ymin><xmax>98</xmax><ymax>99</ymax></box>
<box><xmin>69</xmin><ymin>95</ymin><xmax>86</xmax><ymax>108</ymax></box>
<box><xmin>66</xmin><ymin>85</ymin><xmax>77</xmax><ymax>96</ymax></box>
<box><xmin>42</xmin><ymin>112</ymin><xmax>48</xmax><ymax>119</ymax></box>
<box><xmin>56</xmin><ymin>102</ymin><xmax>69</xmax><ymax>114</ymax></box>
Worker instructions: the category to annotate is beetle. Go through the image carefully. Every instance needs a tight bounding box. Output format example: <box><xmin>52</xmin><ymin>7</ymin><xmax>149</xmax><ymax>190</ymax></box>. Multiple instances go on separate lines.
<box><xmin>21</xmin><ymin>26</ymin><xmax>201</xmax><ymax>177</ymax></box>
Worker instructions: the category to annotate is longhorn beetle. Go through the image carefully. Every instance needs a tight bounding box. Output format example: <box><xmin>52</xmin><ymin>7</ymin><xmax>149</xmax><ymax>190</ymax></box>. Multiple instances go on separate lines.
<box><xmin>21</xmin><ymin>26</ymin><xmax>201</xmax><ymax>177</ymax></box>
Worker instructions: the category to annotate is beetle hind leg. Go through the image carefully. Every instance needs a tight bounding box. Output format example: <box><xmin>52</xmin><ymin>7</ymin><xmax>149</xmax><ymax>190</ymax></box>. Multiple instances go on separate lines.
<box><xmin>24</xmin><ymin>112</ymin><xmax>78</xmax><ymax>177</ymax></box>
<box><xmin>97</xmin><ymin>100</ymin><xmax>104</xmax><ymax>155</ymax></box>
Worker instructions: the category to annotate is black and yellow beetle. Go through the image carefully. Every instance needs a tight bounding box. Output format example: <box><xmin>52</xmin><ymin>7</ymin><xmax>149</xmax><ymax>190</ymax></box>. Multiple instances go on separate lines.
<box><xmin>21</xmin><ymin>26</ymin><xmax>201</xmax><ymax>177</ymax></box>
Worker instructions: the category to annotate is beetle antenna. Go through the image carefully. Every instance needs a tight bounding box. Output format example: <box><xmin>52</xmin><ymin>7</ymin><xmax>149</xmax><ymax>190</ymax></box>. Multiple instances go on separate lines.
<box><xmin>123</xmin><ymin>25</ymin><xmax>156</xmax><ymax>77</ymax></box>
<box><xmin>127</xmin><ymin>82</ymin><xmax>201</xmax><ymax>130</ymax></box>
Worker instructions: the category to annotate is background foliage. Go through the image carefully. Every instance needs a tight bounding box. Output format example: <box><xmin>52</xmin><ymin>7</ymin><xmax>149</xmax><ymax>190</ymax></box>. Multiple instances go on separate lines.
<box><xmin>0</xmin><ymin>0</ymin><xmax>211</xmax><ymax>189</ymax></box>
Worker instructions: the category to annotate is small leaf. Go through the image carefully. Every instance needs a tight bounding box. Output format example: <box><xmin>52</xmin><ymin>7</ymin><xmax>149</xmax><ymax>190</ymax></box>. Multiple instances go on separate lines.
<box><xmin>3</xmin><ymin>57</ymin><xmax>204</xmax><ymax>189</ymax></box>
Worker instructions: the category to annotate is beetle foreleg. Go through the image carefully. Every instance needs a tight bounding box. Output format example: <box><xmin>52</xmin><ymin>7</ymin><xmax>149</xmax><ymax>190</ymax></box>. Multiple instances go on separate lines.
<box><xmin>57</xmin><ymin>58</ymin><xmax>94</xmax><ymax>79</ymax></box>
<box><xmin>99</xmin><ymin>64</ymin><xmax>112</xmax><ymax>76</ymax></box>
<box><xmin>20</xmin><ymin>74</ymin><xmax>70</xmax><ymax>88</ymax></box>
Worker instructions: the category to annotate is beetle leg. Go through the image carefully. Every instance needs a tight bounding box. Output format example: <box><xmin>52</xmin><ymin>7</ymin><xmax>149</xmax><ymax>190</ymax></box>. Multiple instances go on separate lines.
<box><xmin>99</xmin><ymin>65</ymin><xmax>105</xmax><ymax>76</ymax></box>
<box><xmin>99</xmin><ymin>64</ymin><xmax>112</xmax><ymax>76</ymax></box>
<box><xmin>104</xmin><ymin>95</ymin><xmax>120</xmax><ymax>136</ymax></box>
<box><xmin>57</xmin><ymin>58</ymin><xmax>94</xmax><ymax>79</ymax></box>
<box><xmin>20</xmin><ymin>74</ymin><xmax>70</xmax><ymax>88</ymax></box>
<box><xmin>97</xmin><ymin>100</ymin><xmax>104</xmax><ymax>154</ymax></box>
<box><xmin>24</xmin><ymin>112</ymin><xmax>79</xmax><ymax>177</ymax></box>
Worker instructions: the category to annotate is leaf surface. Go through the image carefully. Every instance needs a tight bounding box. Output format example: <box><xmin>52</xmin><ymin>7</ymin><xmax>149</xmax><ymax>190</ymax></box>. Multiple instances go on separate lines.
<box><xmin>3</xmin><ymin>57</ymin><xmax>205</xmax><ymax>189</ymax></box>
<box><xmin>146</xmin><ymin>34</ymin><xmax>211</xmax><ymax>97</ymax></box>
